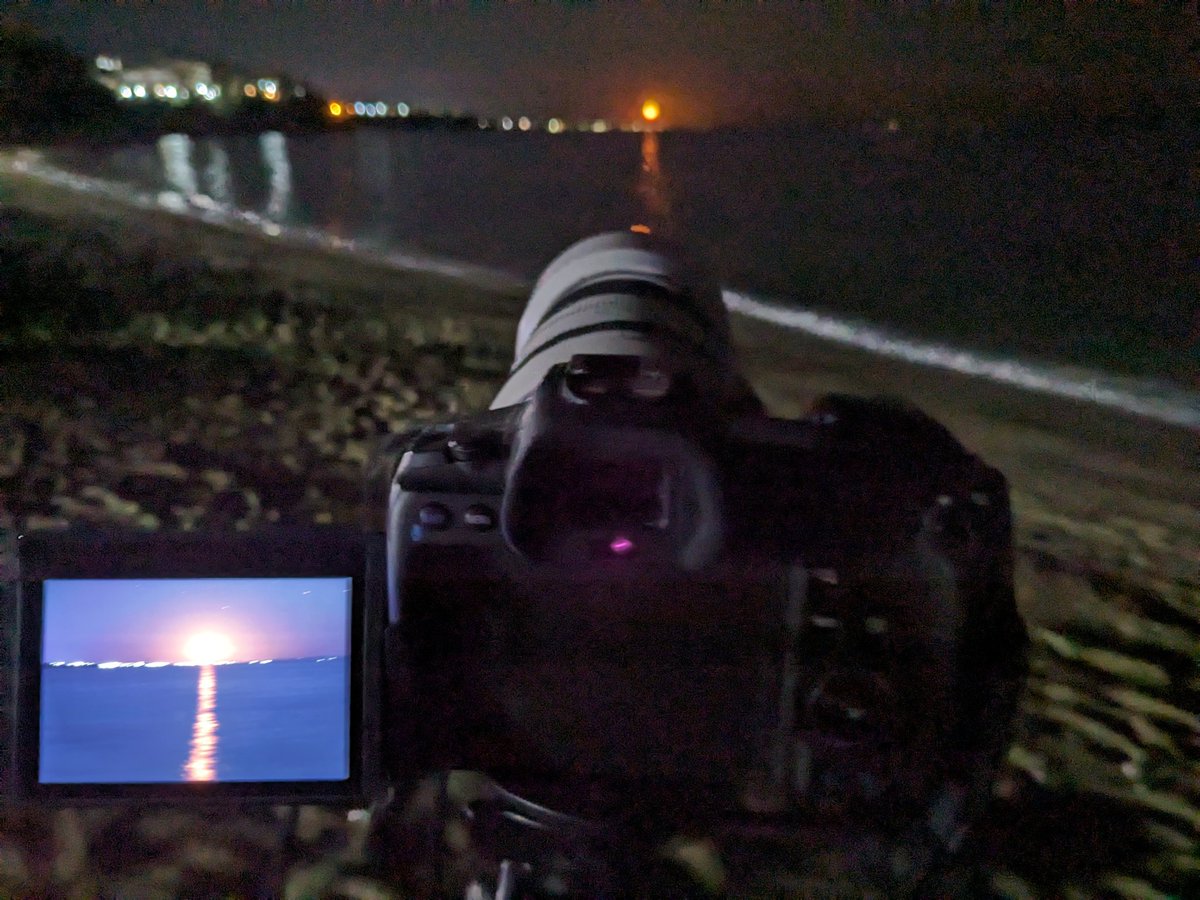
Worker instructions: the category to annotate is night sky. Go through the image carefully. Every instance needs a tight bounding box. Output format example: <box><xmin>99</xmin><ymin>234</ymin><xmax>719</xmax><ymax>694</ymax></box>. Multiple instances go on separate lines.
<box><xmin>4</xmin><ymin>3</ymin><xmax>898</xmax><ymax>127</ymax></box>
<box><xmin>42</xmin><ymin>577</ymin><xmax>351</xmax><ymax>663</ymax></box>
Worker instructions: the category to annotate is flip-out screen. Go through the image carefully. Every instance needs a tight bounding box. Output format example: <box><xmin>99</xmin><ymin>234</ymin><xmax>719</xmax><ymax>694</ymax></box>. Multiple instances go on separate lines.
<box><xmin>38</xmin><ymin>577</ymin><xmax>352</xmax><ymax>785</ymax></box>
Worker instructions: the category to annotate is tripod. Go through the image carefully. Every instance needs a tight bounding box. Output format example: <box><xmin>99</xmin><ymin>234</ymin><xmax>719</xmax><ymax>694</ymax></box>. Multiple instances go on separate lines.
<box><xmin>368</xmin><ymin>772</ymin><xmax>988</xmax><ymax>899</ymax></box>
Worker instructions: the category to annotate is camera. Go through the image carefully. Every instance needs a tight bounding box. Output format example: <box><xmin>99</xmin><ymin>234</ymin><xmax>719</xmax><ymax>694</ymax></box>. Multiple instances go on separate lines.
<box><xmin>3</xmin><ymin>232</ymin><xmax>1026</xmax><ymax>892</ymax></box>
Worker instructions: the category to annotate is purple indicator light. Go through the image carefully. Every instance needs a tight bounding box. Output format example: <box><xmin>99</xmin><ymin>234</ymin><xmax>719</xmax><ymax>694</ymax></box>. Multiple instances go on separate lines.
<box><xmin>609</xmin><ymin>536</ymin><xmax>635</xmax><ymax>556</ymax></box>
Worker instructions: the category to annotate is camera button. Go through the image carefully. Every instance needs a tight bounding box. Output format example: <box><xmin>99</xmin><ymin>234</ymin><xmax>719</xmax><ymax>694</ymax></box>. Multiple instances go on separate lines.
<box><xmin>417</xmin><ymin>503</ymin><xmax>452</xmax><ymax>530</ymax></box>
<box><xmin>447</xmin><ymin>424</ymin><xmax>502</xmax><ymax>462</ymax></box>
<box><xmin>463</xmin><ymin>504</ymin><xmax>497</xmax><ymax>531</ymax></box>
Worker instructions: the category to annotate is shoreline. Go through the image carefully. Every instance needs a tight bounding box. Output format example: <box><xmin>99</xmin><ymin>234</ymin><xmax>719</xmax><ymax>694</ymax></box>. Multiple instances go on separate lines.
<box><xmin>726</xmin><ymin>289</ymin><xmax>1200</xmax><ymax>430</ymax></box>
<box><xmin>6</xmin><ymin>144</ymin><xmax>1198</xmax><ymax>413</ymax></box>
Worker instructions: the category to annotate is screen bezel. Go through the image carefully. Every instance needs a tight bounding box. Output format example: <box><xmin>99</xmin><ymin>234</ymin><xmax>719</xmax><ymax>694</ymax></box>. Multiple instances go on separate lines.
<box><xmin>12</xmin><ymin>527</ymin><xmax>381</xmax><ymax>804</ymax></box>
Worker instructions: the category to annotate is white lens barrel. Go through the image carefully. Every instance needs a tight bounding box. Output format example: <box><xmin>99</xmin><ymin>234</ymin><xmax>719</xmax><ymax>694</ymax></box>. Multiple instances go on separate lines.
<box><xmin>491</xmin><ymin>231</ymin><xmax>742</xmax><ymax>409</ymax></box>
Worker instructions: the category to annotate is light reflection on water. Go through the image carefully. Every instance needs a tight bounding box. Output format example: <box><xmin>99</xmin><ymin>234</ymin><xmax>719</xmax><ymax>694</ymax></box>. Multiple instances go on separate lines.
<box><xmin>260</xmin><ymin>131</ymin><xmax>292</xmax><ymax>221</ymax></box>
<box><xmin>158</xmin><ymin>133</ymin><xmax>198</xmax><ymax>200</ymax></box>
<box><xmin>155</xmin><ymin>131</ymin><xmax>292</xmax><ymax>221</ymax></box>
<box><xmin>637</xmin><ymin>131</ymin><xmax>672</xmax><ymax>235</ymax></box>
<box><xmin>184</xmin><ymin>664</ymin><xmax>218</xmax><ymax>781</ymax></box>
<box><xmin>204</xmin><ymin>141</ymin><xmax>232</xmax><ymax>207</ymax></box>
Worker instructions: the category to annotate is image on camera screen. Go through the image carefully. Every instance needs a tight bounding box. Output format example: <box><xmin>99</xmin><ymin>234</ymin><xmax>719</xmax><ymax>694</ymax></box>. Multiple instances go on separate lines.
<box><xmin>38</xmin><ymin>577</ymin><xmax>351</xmax><ymax>785</ymax></box>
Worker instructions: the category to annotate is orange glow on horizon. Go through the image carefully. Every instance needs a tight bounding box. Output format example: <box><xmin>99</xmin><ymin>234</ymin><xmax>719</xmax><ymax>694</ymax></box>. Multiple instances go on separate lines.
<box><xmin>243</xmin><ymin>84</ymin><xmax>257</xmax><ymax>98</ymax></box>
<box><xmin>641</xmin><ymin>99</ymin><xmax>661</xmax><ymax>122</ymax></box>
<box><xmin>630</xmin><ymin>224</ymin><xmax>651</xmax><ymax>234</ymax></box>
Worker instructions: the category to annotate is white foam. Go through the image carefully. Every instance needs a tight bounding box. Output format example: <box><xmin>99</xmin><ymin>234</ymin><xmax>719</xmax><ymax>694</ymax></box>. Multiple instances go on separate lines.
<box><xmin>723</xmin><ymin>289</ymin><xmax>1200</xmax><ymax>429</ymax></box>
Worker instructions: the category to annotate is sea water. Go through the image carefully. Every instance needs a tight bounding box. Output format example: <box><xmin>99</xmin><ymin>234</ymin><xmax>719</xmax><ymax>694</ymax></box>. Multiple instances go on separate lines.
<box><xmin>39</xmin><ymin>659</ymin><xmax>348</xmax><ymax>783</ymax></box>
<box><xmin>16</xmin><ymin>119</ymin><xmax>1199</xmax><ymax>425</ymax></box>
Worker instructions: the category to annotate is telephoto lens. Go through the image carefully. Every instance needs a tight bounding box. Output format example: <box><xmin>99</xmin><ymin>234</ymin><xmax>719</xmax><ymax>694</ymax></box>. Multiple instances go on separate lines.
<box><xmin>489</xmin><ymin>230</ymin><xmax>749</xmax><ymax>409</ymax></box>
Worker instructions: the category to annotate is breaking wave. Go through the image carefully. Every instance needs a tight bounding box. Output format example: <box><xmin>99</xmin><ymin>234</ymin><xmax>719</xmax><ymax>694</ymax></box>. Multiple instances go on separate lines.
<box><xmin>723</xmin><ymin>289</ymin><xmax>1199</xmax><ymax>429</ymax></box>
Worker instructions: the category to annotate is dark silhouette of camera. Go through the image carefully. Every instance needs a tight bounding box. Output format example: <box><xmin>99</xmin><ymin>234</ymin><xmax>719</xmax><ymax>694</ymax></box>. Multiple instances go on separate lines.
<box><xmin>376</xmin><ymin>232</ymin><xmax>1027</xmax><ymax>894</ymax></box>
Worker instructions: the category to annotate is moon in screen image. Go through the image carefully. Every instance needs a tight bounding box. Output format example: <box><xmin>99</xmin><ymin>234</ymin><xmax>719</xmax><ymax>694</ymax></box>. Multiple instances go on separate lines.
<box><xmin>182</xmin><ymin>631</ymin><xmax>235</xmax><ymax>664</ymax></box>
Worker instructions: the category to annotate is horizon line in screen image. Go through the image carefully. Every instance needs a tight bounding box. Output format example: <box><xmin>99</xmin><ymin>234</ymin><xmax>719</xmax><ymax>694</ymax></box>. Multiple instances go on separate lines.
<box><xmin>38</xmin><ymin>577</ymin><xmax>352</xmax><ymax>785</ymax></box>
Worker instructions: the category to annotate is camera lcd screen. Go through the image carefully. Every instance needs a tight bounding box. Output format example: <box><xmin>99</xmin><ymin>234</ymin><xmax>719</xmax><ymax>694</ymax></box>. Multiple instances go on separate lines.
<box><xmin>38</xmin><ymin>577</ymin><xmax>352</xmax><ymax>785</ymax></box>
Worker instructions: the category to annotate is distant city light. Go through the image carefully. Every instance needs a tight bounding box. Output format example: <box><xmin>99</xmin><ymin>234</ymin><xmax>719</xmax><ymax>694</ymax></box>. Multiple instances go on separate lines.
<box><xmin>547</xmin><ymin>117</ymin><xmax>563</xmax><ymax>134</ymax></box>
<box><xmin>244</xmin><ymin>84</ymin><xmax>258</xmax><ymax>98</ymax></box>
<box><xmin>118</xmin><ymin>85</ymin><xmax>133</xmax><ymax>99</ymax></box>
<box><xmin>630</xmin><ymin>224</ymin><xmax>652</xmax><ymax>234</ymax></box>
<box><xmin>396</xmin><ymin>102</ymin><xmax>410</xmax><ymax>117</ymax></box>
<box><xmin>591</xmin><ymin>119</ymin><xmax>609</xmax><ymax>133</ymax></box>
<box><xmin>501</xmin><ymin>116</ymin><xmax>513</xmax><ymax>131</ymax></box>
<box><xmin>193</xmin><ymin>82</ymin><xmax>219</xmax><ymax>102</ymax></box>
<box><xmin>95</xmin><ymin>55</ymin><xmax>121</xmax><ymax>72</ymax></box>
<box><xmin>133</xmin><ymin>84</ymin><xmax>147</xmax><ymax>98</ymax></box>
<box><xmin>374</xmin><ymin>102</ymin><xmax>387</xmax><ymax>116</ymax></box>
<box><xmin>294</xmin><ymin>85</ymin><xmax>307</xmax><ymax>98</ymax></box>
<box><xmin>164</xmin><ymin>85</ymin><xmax>178</xmax><ymax>99</ymax></box>
<box><xmin>518</xmin><ymin>116</ymin><xmax>531</xmax><ymax>131</ymax></box>
<box><xmin>354</xmin><ymin>101</ymin><xmax>366</xmax><ymax>116</ymax></box>
<box><xmin>328</xmin><ymin>101</ymin><xmax>343</xmax><ymax>117</ymax></box>
<box><xmin>642</xmin><ymin>99</ymin><xmax>661</xmax><ymax>122</ymax></box>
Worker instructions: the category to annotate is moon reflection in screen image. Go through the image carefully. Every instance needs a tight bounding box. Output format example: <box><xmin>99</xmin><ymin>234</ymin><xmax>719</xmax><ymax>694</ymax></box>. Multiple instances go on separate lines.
<box><xmin>38</xmin><ymin>577</ymin><xmax>352</xmax><ymax>784</ymax></box>
<box><xmin>184</xmin><ymin>665</ymin><xmax>218</xmax><ymax>781</ymax></box>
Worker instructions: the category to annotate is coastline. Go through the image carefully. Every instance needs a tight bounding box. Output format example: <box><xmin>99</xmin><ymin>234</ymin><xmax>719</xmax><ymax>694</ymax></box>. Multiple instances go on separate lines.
<box><xmin>3</xmin><ymin>166</ymin><xmax>1199</xmax><ymax>897</ymax></box>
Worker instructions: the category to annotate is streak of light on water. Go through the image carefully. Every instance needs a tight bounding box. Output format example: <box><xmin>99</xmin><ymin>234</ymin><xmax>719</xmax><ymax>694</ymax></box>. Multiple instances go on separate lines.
<box><xmin>184</xmin><ymin>664</ymin><xmax>218</xmax><ymax>781</ymax></box>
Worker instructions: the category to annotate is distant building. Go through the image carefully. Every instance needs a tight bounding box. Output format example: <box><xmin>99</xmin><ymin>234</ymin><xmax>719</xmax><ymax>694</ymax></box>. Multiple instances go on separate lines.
<box><xmin>96</xmin><ymin>58</ymin><xmax>224</xmax><ymax>105</ymax></box>
<box><xmin>91</xmin><ymin>53</ymin><xmax>319</xmax><ymax>118</ymax></box>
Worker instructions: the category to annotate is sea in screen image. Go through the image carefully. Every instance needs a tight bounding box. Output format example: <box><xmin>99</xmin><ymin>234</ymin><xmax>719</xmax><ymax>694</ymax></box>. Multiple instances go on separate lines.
<box><xmin>38</xmin><ymin>577</ymin><xmax>351</xmax><ymax>784</ymax></box>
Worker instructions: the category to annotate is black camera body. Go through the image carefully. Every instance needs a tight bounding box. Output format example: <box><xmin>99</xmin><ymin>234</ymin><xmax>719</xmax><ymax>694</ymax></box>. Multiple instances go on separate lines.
<box><xmin>383</xmin><ymin>350</ymin><xmax>1026</xmax><ymax>831</ymax></box>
